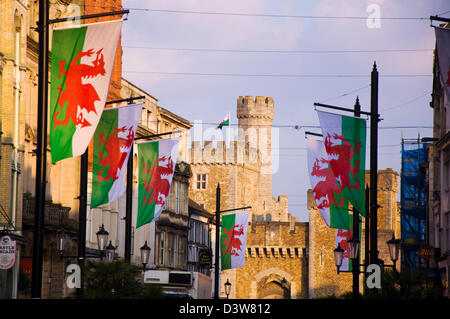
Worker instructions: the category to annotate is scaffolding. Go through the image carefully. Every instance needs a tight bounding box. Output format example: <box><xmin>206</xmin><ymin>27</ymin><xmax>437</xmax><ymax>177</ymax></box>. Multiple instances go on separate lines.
<box><xmin>400</xmin><ymin>138</ymin><xmax>429</xmax><ymax>271</ymax></box>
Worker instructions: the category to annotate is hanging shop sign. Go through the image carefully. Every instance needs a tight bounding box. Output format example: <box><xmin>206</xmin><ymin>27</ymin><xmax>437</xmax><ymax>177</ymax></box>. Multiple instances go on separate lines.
<box><xmin>199</xmin><ymin>248</ymin><xmax>212</xmax><ymax>269</ymax></box>
<box><xmin>0</xmin><ymin>235</ymin><xmax>17</xmax><ymax>270</ymax></box>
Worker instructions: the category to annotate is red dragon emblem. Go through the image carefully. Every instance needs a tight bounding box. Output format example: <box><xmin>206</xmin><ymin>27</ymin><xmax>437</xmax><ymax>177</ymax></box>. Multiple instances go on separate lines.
<box><xmin>222</xmin><ymin>224</ymin><xmax>245</xmax><ymax>256</ymax></box>
<box><xmin>311</xmin><ymin>133</ymin><xmax>360</xmax><ymax>209</ymax></box>
<box><xmin>97</xmin><ymin>126</ymin><xmax>134</xmax><ymax>182</ymax></box>
<box><xmin>336</xmin><ymin>229</ymin><xmax>353</xmax><ymax>259</ymax></box>
<box><xmin>54</xmin><ymin>48</ymin><xmax>106</xmax><ymax>129</ymax></box>
<box><xmin>142</xmin><ymin>156</ymin><xmax>174</xmax><ymax>206</ymax></box>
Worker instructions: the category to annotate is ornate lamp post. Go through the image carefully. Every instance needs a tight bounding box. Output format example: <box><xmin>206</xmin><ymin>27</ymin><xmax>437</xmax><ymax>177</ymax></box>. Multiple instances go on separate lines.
<box><xmin>140</xmin><ymin>241</ymin><xmax>151</xmax><ymax>271</ymax></box>
<box><xmin>333</xmin><ymin>243</ymin><xmax>344</xmax><ymax>274</ymax></box>
<box><xmin>96</xmin><ymin>225</ymin><xmax>109</xmax><ymax>251</ymax></box>
<box><xmin>224</xmin><ymin>279</ymin><xmax>232</xmax><ymax>299</ymax></box>
<box><xmin>105</xmin><ymin>241</ymin><xmax>116</xmax><ymax>262</ymax></box>
<box><xmin>387</xmin><ymin>233</ymin><xmax>401</xmax><ymax>271</ymax></box>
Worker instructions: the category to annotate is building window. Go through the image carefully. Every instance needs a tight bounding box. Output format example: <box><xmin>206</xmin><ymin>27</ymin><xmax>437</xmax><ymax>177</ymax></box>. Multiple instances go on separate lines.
<box><xmin>159</xmin><ymin>232</ymin><xmax>165</xmax><ymax>266</ymax></box>
<box><xmin>175</xmin><ymin>182</ymin><xmax>180</xmax><ymax>213</ymax></box>
<box><xmin>179</xmin><ymin>237</ymin><xmax>186</xmax><ymax>269</ymax></box>
<box><xmin>168</xmin><ymin>233</ymin><xmax>174</xmax><ymax>267</ymax></box>
<box><xmin>174</xmin><ymin>234</ymin><xmax>179</xmax><ymax>268</ymax></box>
<box><xmin>196</xmin><ymin>174</ymin><xmax>207</xmax><ymax>190</ymax></box>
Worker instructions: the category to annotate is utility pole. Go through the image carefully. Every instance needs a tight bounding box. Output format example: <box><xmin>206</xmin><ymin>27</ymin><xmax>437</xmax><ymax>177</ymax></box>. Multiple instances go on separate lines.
<box><xmin>214</xmin><ymin>184</ymin><xmax>221</xmax><ymax>299</ymax></box>
<box><xmin>213</xmin><ymin>183</ymin><xmax>251</xmax><ymax>299</ymax></box>
<box><xmin>31</xmin><ymin>5</ymin><xmax>129</xmax><ymax>298</ymax></box>
<box><xmin>352</xmin><ymin>97</ymin><xmax>361</xmax><ymax>300</ymax></box>
<box><xmin>31</xmin><ymin>0</ymin><xmax>49</xmax><ymax>299</ymax></box>
<box><xmin>369</xmin><ymin>62</ymin><xmax>379</xmax><ymax>265</ymax></box>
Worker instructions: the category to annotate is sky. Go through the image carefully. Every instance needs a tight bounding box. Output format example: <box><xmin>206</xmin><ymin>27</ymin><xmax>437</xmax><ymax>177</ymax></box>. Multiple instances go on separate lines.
<box><xmin>120</xmin><ymin>0</ymin><xmax>449</xmax><ymax>222</ymax></box>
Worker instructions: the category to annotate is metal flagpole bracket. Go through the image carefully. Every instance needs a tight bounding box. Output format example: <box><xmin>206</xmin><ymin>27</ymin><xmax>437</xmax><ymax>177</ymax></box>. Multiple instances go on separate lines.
<box><xmin>430</xmin><ymin>15</ymin><xmax>450</xmax><ymax>26</ymax></box>
<box><xmin>47</xmin><ymin>9</ymin><xmax>130</xmax><ymax>25</ymax></box>
<box><xmin>313</xmin><ymin>102</ymin><xmax>375</xmax><ymax>117</ymax></box>
<box><xmin>305</xmin><ymin>131</ymin><xmax>323</xmax><ymax>138</ymax></box>
<box><xmin>105</xmin><ymin>95</ymin><xmax>145</xmax><ymax>106</ymax></box>
<box><xmin>217</xmin><ymin>206</ymin><xmax>252</xmax><ymax>215</ymax></box>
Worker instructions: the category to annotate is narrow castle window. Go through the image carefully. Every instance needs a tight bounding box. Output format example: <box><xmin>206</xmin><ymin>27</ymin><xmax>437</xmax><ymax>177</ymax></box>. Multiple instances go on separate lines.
<box><xmin>196</xmin><ymin>174</ymin><xmax>207</xmax><ymax>189</ymax></box>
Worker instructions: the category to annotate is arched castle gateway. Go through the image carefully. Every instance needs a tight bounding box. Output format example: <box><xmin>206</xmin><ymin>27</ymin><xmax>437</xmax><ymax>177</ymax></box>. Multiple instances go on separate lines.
<box><xmin>188</xmin><ymin>96</ymin><xmax>309</xmax><ymax>299</ymax></box>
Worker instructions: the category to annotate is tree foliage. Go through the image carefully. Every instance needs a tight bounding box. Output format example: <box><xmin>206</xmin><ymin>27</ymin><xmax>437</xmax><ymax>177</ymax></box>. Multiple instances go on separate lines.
<box><xmin>82</xmin><ymin>260</ymin><xmax>163</xmax><ymax>299</ymax></box>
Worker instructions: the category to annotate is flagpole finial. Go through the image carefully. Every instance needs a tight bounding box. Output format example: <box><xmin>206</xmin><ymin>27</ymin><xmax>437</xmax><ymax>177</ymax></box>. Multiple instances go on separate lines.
<box><xmin>373</xmin><ymin>61</ymin><xmax>377</xmax><ymax>70</ymax></box>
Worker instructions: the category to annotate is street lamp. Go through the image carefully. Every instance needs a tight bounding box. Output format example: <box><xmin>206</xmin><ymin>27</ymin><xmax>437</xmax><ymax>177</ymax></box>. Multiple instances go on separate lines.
<box><xmin>224</xmin><ymin>279</ymin><xmax>232</xmax><ymax>299</ymax></box>
<box><xmin>96</xmin><ymin>224</ymin><xmax>109</xmax><ymax>252</ymax></box>
<box><xmin>347</xmin><ymin>236</ymin><xmax>360</xmax><ymax>260</ymax></box>
<box><xmin>333</xmin><ymin>243</ymin><xmax>344</xmax><ymax>274</ymax></box>
<box><xmin>56</xmin><ymin>228</ymin><xmax>68</xmax><ymax>257</ymax></box>
<box><xmin>105</xmin><ymin>240</ymin><xmax>116</xmax><ymax>262</ymax></box>
<box><xmin>140</xmin><ymin>241</ymin><xmax>151</xmax><ymax>270</ymax></box>
<box><xmin>387</xmin><ymin>233</ymin><xmax>401</xmax><ymax>270</ymax></box>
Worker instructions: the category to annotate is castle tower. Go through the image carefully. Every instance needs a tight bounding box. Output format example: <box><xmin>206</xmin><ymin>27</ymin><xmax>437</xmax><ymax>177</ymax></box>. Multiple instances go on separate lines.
<box><xmin>236</xmin><ymin>96</ymin><xmax>274</xmax><ymax>210</ymax></box>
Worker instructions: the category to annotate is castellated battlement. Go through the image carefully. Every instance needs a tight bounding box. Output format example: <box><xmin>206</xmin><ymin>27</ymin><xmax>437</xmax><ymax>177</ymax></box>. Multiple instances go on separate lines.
<box><xmin>190</xmin><ymin>140</ymin><xmax>261</xmax><ymax>168</ymax></box>
<box><xmin>237</xmin><ymin>96</ymin><xmax>274</xmax><ymax>121</ymax></box>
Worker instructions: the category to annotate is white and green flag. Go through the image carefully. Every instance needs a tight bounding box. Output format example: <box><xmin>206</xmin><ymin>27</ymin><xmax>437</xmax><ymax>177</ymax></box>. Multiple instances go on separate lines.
<box><xmin>217</xmin><ymin>113</ymin><xmax>230</xmax><ymax>130</ymax></box>
<box><xmin>220</xmin><ymin>211</ymin><xmax>250</xmax><ymax>270</ymax></box>
<box><xmin>50</xmin><ymin>20</ymin><xmax>122</xmax><ymax>163</ymax></box>
<box><xmin>307</xmin><ymin>138</ymin><xmax>350</xmax><ymax>229</ymax></box>
<box><xmin>136</xmin><ymin>138</ymin><xmax>179</xmax><ymax>228</ymax></box>
<box><xmin>317</xmin><ymin>111</ymin><xmax>366</xmax><ymax>217</ymax></box>
<box><xmin>91</xmin><ymin>104</ymin><xmax>143</xmax><ymax>208</ymax></box>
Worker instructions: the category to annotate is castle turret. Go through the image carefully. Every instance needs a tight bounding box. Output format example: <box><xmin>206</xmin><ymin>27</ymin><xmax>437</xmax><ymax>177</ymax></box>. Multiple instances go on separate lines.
<box><xmin>237</xmin><ymin>96</ymin><xmax>274</xmax><ymax>208</ymax></box>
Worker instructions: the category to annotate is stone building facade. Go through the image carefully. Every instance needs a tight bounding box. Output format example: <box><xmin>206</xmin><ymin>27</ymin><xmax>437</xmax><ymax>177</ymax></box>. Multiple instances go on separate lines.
<box><xmin>188</xmin><ymin>96</ymin><xmax>305</xmax><ymax>299</ymax></box>
<box><xmin>308</xmin><ymin>169</ymin><xmax>401</xmax><ymax>298</ymax></box>
<box><xmin>427</xmin><ymin>21</ymin><xmax>450</xmax><ymax>297</ymax></box>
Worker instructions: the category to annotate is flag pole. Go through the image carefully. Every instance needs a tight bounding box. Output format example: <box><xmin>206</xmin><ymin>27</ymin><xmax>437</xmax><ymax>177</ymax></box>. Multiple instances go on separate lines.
<box><xmin>31</xmin><ymin>0</ymin><xmax>49</xmax><ymax>299</ymax></box>
<box><xmin>32</xmin><ymin>9</ymin><xmax>130</xmax><ymax>299</ymax></box>
<box><xmin>214</xmin><ymin>184</ymin><xmax>221</xmax><ymax>299</ymax></box>
<box><xmin>213</xmin><ymin>182</ymin><xmax>251</xmax><ymax>299</ymax></box>
<box><xmin>77</xmin><ymin>149</ymin><xmax>88</xmax><ymax>299</ymax></box>
<box><xmin>352</xmin><ymin>96</ymin><xmax>361</xmax><ymax>300</ymax></box>
<box><xmin>125</xmin><ymin>129</ymin><xmax>183</xmax><ymax>262</ymax></box>
<box><xmin>369</xmin><ymin>62</ymin><xmax>379</xmax><ymax>266</ymax></box>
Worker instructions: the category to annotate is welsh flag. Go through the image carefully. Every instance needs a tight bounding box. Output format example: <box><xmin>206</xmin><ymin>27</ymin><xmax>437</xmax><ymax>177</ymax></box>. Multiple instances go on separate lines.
<box><xmin>317</xmin><ymin>111</ymin><xmax>366</xmax><ymax>217</ymax></box>
<box><xmin>221</xmin><ymin>211</ymin><xmax>250</xmax><ymax>270</ymax></box>
<box><xmin>307</xmin><ymin>138</ymin><xmax>350</xmax><ymax>229</ymax></box>
<box><xmin>136</xmin><ymin>138</ymin><xmax>179</xmax><ymax>228</ymax></box>
<box><xmin>50</xmin><ymin>20</ymin><xmax>122</xmax><ymax>163</ymax></box>
<box><xmin>91</xmin><ymin>104</ymin><xmax>143</xmax><ymax>208</ymax></box>
<box><xmin>435</xmin><ymin>27</ymin><xmax>450</xmax><ymax>123</ymax></box>
<box><xmin>217</xmin><ymin>113</ymin><xmax>230</xmax><ymax>130</ymax></box>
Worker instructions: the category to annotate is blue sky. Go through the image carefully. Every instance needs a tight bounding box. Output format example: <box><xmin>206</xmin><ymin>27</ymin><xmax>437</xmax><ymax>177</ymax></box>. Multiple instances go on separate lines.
<box><xmin>121</xmin><ymin>0</ymin><xmax>448</xmax><ymax>221</ymax></box>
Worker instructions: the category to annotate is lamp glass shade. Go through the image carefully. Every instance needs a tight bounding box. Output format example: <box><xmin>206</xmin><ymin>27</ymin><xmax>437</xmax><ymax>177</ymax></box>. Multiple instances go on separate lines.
<box><xmin>333</xmin><ymin>243</ymin><xmax>344</xmax><ymax>268</ymax></box>
<box><xmin>56</xmin><ymin>229</ymin><xmax>67</xmax><ymax>254</ymax></box>
<box><xmin>224</xmin><ymin>279</ymin><xmax>232</xmax><ymax>296</ymax></box>
<box><xmin>347</xmin><ymin>237</ymin><xmax>360</xmax><ymax>260</ymax></box>
<box><xmin>140</xmin><ymin>241</ymin><xmax>151</xmax><ymax>266</ymax></box>
<box><xmin>96</xmin><ymin>225</ymin><xmax>109</xmax><ymax>251</ymax></box>
<box><xmin>105</xmin><ymin>241</ymin><xmax>116</xmax><ymax>262</ymax></box>
<box><xmin>387</xmin><ymin>234</ymin><xmax>400</xmax><ymax>262</ymax></box>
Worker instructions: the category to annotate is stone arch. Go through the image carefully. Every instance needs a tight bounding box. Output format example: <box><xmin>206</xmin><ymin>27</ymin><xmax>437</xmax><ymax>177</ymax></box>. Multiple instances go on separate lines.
<box><xmin>253</xmin><ymin>268</ymin><xmax>293</xmax><ymax>299</ymax></box>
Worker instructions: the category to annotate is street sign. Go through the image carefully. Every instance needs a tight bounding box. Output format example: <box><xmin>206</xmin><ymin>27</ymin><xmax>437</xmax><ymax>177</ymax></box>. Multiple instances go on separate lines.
<box><xmin>0</xmin><ymin>235</ymin><xmax>17</xmax><ymax>270</ymax></box>
<box><xmin>199</xmin><ymin>248</ymin><xmax>212</xmax><ymax>269</ymax></box>
<box><xmin>418</xmin><ymin>244</ymin><xmax>434</xmax><ymax>260</ymax></box>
